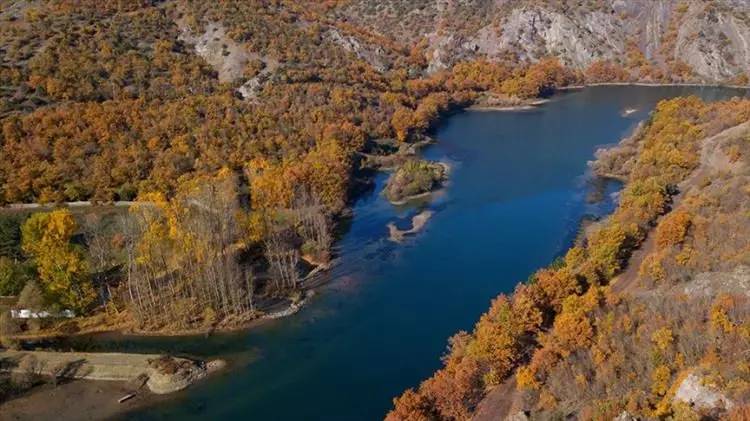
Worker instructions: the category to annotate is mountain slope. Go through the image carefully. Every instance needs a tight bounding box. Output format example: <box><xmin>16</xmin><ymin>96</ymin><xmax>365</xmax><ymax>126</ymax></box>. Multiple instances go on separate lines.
<box><xmin>334</xmin><ymin>0</ymin><xmax>750</xmax><ymax>83</ymax></box>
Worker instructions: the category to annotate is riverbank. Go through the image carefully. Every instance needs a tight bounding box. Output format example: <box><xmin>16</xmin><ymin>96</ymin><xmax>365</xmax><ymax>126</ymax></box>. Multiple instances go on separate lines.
<box><xmin>467</xmin><ymin>94</ymin><xmax>550</xmax><ymax>111</ymax></box>
<box><xmin>0</xmin><ymin>349</ymin><xmax>225</xmax><ymax>420</ymax></box>
<box><xmin>468</xmin><ymin>81</ymin><xmax>749</xmax><ymax>112</ymax></box>
<box><xmin>468</xmin><ymin>98</ymin><xmax>550</xmax><ymax>111</ymax></box>
<box><xmin>0</xmin><ymin>377</ymin><xmax>163</xmax><ymax>421</ymax></box>
<box><xmin>5</xmin><ymin>289</ymin><xmax>317</xmax><ymax>343</ymax></box>
<box><xmin>17</xmin><ymin>84</ymin><xmax>745</xmax><ymax>421</ymax></box>
<box><xmin>561</xmin><ymin>81</ymin><xmax>750</xmax><ymax>90</ymax></box>
<box><xmin>0</xmin><ymin>349</ymin><xmax>224</xmax><ymax>388</ymax></box>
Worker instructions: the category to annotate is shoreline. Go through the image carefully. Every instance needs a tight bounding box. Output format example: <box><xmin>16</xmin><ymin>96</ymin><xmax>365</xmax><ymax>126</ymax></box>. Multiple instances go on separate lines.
<box><xmin>0</xmin><ymin>350</ymin><xmax>225</xmax><ymax>420</ymax></box>
<box><xmin>561</xmin><ymin>81</ymin><xmax>750</xmax><ymax>90</ymax></box>
<box><xmin>0</xmin><ymin>378</ymin><xmax>168</xmax><ymax>421</ymax></box>
<box><xmin>4</xmin><ymin>82</ymin><xmax>745</xmax><ymax>342</ymax></box>
<box><xmin>10</xmin><ymin>291</ymin><xmax>316</xmax><ymax>341</ymax></box>
<box><xmin>2</xmin><ymin>81</ymin><xmax>747</xmax><ymax>421</ymax></box>
<box><xmin>6</xmin><ymin>81</ymin><xmax>742</xmax><ymax>341</ymax></box>
<box><xmin>467</xmin><ymin>98</ymin><xmax>550</xmax><ymax>111</ymax></box>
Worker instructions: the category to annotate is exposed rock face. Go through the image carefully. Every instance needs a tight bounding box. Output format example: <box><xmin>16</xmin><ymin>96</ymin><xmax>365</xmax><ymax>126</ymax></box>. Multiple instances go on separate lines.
<box><xmin>682</xmin><ymin>266</ymin><xmax>750</xmax><ymax>298</ymax></box>
<box><xmin>339</xmin><ymin>0</ymin><xmax>750</xmax><ymax>82</ymax></box>
<box><xmin>673</xmin><ymin>2</ymin><xmax>750</xmax><ymax>81</ymax></box>
<box><xmin>614</xmin><ymin>411</ymin><xmax>637</xmax><ymax>421</ymax></box>
<box><xmin>176</xmin><ymin>20</ymin><xmax>279</xmax><ymax>101</ymax></box>
<box><xmin>505</xmin><ymin>411</ymin><xmax>529</xmax><ymax>421</ymax></box>
<box><xmin>426</xmin><ymin>33</ymin><xmax>456</xmax><ymax>74</ymax></box>
<box><xmin>674</xmin><ymin>373</ymin><xmax>735</xmax><ymax>411</ymax></box>
<box><xmin>327</xmin><ymin>29</ymin><xmax>390</xmax><ymax>72</ymax></box>
<box><xmin>473</xmin><ymin>7</ymin><xmax>625</xmax><ymax>68</ymax></box>
<box><xmin>146</xmin><ymin>356</ymin><xmax>223</xmax><ymax>394</ymax></box>
<box><xmin>177</xmin><ymin>21</ymin><xmax>251</xmax><ymax>83</ymax></box>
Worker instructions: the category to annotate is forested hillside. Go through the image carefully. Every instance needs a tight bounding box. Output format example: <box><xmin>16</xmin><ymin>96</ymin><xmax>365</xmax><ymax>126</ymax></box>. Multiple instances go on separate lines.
<box><xmin>2</xmin><ymin>0</ymin><xmax>748</xmax><ymax>206</ymax></box>
<box><xmin>336</xmin><ymin>0</ymin><xmax>750</xmax><ymax>83</ymax></box>
<box><xmin>388</xmin><ymin>98</ymin><xmax>750</xmax><ymax>420</ymax></box>
<box><xmin>0</xmin><ymin>0</ymin><xmax>578</xmax><ymax>336</ymax></box>
<box><xmin>0</xmin><ymin>1</ymin><xmax>749</xmax><ymax>417</ymax></box>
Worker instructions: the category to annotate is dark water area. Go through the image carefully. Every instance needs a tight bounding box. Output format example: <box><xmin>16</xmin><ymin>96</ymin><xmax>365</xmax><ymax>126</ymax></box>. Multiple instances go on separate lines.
<box><xmin>77</xmin><ymin>86</ymin><xmax>746</xmax><ymax>420</ymax></box>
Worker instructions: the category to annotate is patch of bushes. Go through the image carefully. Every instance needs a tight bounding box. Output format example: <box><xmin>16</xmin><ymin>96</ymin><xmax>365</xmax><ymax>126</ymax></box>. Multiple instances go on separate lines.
<box><xmin>0</xmin><ymin>258</ymin><xmax>35</xmax><ymax>296</ymax></box>
<box><xmin>384</xmin><ymin>160</ymin><xmax>446</xmax><ymax>203</ymax></box>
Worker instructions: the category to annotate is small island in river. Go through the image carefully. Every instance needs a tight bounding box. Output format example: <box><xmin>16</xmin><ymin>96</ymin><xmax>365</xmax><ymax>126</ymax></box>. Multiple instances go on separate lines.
<box><xmin>384</xmin><ymin>160</ymin><xmax>449</xmax><ymax>205</ymax></box>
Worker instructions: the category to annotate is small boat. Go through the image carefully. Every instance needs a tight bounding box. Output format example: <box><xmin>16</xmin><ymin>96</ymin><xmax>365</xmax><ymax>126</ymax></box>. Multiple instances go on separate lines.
<box><xmin>622</xmin><ymin>108</ymin><xmax>638</xmax><ymax>116</ymax></box>
<box><xmin>118</xmin><ymin>393</ymin><xmax>136</xmax><ymax>403</ymax></box>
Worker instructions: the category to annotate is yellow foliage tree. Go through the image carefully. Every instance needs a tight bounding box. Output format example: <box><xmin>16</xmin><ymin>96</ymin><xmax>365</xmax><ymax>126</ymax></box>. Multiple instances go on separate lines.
<box><xmin>655</xmin><ymin>210</ymin><xmax>692</xmax><ymax>248</ymax></box>
<box><xmin>21</xmin><ymin>209</ymin><xmax>95</xmax><ymax>312</ymax></box>
<box><xmin>391</xmin><ymin>106</ymin><xmax>415</xmax><ymax>142</ymax></box>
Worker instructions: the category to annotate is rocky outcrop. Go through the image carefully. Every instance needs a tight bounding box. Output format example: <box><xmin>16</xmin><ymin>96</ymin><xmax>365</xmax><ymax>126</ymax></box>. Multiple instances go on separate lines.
<box><xmin>327</xmin><ymin>29</ymin><xmax>390</xmax><ymax>72</ymax></box>
<box><xmin>177</xmin><ymin>21</ymin><xmax>251</xmax><ymax>84</ymax></box>
<box><xmin>176</xmin><ymin>20</ymin><xmax>279</xmax><ymax>101</ymax></box>
<box><xmin>146</xmin><ymin>356</ymin><xmax>224</xmax><ymax>394</ymax></box>
<box><xmin>674</xmin><ymin>4</ymin><xmax>750</xmax><ymax>82</ymax></box>
<box><xmin>682</xmin><ymin>266</ymin><xmax>750</xmax><ymax>298</ymax></box>
<box><xmin>614</xmin><ymin>411</ymin><xmax>638</xmax><ymax>421</ymax></box>
<box><xmin>673</xmin><ymin>372</ymin><xmax>735</xmax><ymax>411</ymax></box>
<box><xmin>472</xmin><ymin>7</ymin><xmax>625</xmax><ymax>68</ymax></box>
<box><xmin>505</xmin><ymin>411</ymin><xmax>529</xmax><ymax>421</ymax></box>
<box><xmin>339</xmin><ymin>0</ymin><xmax>750</xmax><ymax>83</ymax></box>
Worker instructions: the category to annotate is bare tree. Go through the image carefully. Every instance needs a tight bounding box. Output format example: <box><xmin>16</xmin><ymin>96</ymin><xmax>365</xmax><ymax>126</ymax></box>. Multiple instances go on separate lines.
<box><xmin>291</xmin><ymin>188</ymin><xmax>332</xmax><ymax>264</ymax></box>
<box><xmin>264</xmin><ymin>224</ymin><xmax>300</xmax><ymax>292</ymax></box>
<box><xmin>122</xmin><ymin>173</ymin><xmax>255</xmax><ymax>329</ymax></box>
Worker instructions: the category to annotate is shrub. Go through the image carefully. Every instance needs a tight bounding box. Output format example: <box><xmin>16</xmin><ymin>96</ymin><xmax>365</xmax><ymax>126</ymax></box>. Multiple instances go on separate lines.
<box><xmin>0</xmin><ymin>215</ymin><xmax>24</xmax><ymax>259</ymax></box>
<box><xmin>384</xmin><ymin>160</ymin><xmax>446</xmax><ymax>202</ymax></box>
<box><xmin>655</xmin><ymin>211</ymin><xmax>692</xmax><ymax>248</ymax></box>
<box><xmin>17</xmin><ymin>281</ymin><xmax>45</xmax><ymax>311</ymax></box>
<box><xmin>0</xmin><ymin>311</ymin><xmax>20</xmax><ymax>336</ymax></box>
<box><xmin>0</xmin><ymin>257</ymin><xmax>34</xmax><ymax>296</ymax></box>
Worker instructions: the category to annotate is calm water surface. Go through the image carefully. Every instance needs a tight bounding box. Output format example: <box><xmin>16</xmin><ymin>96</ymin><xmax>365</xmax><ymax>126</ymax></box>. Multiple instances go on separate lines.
<box><xmin>92</xmin><ymin>86</ymin><xmax>747</xmax><ymax>420</ymax></box>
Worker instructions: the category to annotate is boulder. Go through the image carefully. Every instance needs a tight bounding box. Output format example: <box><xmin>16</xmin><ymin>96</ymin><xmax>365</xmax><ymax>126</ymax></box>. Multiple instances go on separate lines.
<box><xmin>673</xmin><ymin>373</ymin><xmax>734</xmax><ymax>412</ymax></box>
<box><xmin>506</xmin><ymin>411</ymin><xmax>529</xmax><ymax>421</ymax></box>
<box><xmin>146</xmin><ymin>356</ymin><xmax>211</xmax><ymax>394</ymax></box>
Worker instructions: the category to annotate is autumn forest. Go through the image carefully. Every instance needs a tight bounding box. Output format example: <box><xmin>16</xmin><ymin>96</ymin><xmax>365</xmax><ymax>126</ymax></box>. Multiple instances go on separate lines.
<box><xmin>1</xmin><ymin>0</ymin><xmax>750</xmax><ymax>420</ymax></box>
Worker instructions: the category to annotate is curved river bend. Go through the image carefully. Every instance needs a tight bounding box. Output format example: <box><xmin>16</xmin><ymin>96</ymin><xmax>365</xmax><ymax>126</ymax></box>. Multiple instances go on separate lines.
<box><xmin>81</xmin><ymin>86</ymin><xmax>747</xmax><ymax>420</ymax></box>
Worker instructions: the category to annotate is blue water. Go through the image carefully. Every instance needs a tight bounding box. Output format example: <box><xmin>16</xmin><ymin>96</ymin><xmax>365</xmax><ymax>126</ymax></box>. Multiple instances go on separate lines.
<box><xmin>91</xmin><ymin>86</ymin><xmax>747</xmax><ymax>420</ymax></box>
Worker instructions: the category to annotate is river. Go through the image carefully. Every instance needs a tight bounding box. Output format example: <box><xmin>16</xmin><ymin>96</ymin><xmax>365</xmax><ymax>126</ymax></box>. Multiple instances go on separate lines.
<box><xmin>75</xmin><ymin>86</ymin><xmax>747</xmax><ymax>420</ymax></box>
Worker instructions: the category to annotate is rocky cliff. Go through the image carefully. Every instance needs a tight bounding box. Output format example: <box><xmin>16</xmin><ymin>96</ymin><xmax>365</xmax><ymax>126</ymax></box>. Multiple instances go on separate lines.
<box><xmin>335</xmin><ymin>0</ymin><xmax>750</xmax><ymax>83</ymax></box>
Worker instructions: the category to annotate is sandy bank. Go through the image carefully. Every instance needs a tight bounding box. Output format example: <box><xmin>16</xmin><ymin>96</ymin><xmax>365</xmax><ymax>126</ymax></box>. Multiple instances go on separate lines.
<box><xmin>0</xmin><ymin>350</ymin><xmax>225</xmax><ymax>420</ymax></box>
<box><xmin>468</xmin><ymin>98</ymin><xmax>549</xmax><ymax>111</ymax></box>
<box><xmin>0</xmin><ymin>349</ymin><xmax>224</xmax><ymax>393</ymax></box>
<box><xmin>0</xmin><ymin>378</ymin><xmax>167</xmax><ymax>421</ymax></box>
<box><xmin>388</xmin><ymin>210</ymin><xmax>434</xmax><ymax>242</ymax></box>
